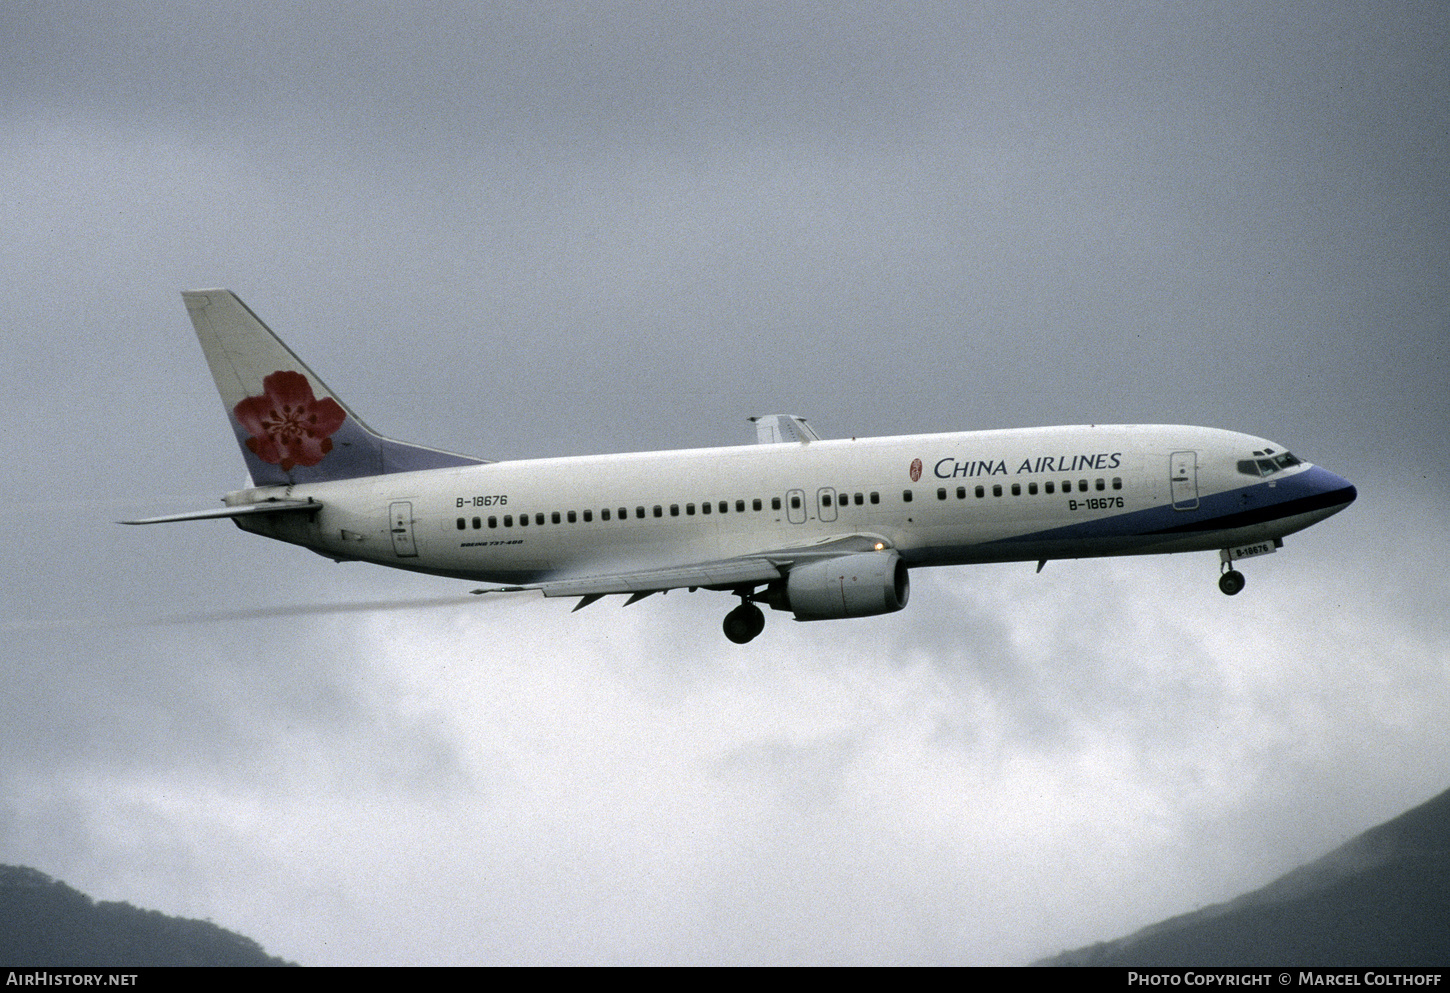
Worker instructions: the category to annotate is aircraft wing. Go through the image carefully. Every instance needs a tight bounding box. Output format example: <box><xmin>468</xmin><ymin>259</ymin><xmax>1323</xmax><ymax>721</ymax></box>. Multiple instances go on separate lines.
<box><xmin>475</xmin><ymin>532</ymin><xmax>892</xmax><ymax>607</ymax></box>
<box><xmin>530</xmin><ymin>558</ymin><xmax>785</xmax><ymax>599</ymax></box>
<box><xmin>748</xmin><ymin>413</ymin><xmax>820</xmax><ymax>444</ymax></box>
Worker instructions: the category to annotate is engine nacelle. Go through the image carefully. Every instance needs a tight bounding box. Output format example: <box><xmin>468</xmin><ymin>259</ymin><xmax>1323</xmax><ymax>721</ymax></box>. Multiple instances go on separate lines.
<box><xmin>782</xmin><ymin>551</ymin><xmax>910</xmax><ymax>621</ymax></box>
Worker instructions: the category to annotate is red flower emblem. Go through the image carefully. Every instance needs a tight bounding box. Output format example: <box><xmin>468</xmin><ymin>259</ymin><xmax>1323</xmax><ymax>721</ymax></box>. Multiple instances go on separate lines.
<box><xmin>909</xmin><ymin>458</ymin><xmax>922</xmax><ymax>482</ymax></box>
<box><xmin>233</xmin><ymin>370</ymin><xmax>347</xmax><ymax>471</ymax></box>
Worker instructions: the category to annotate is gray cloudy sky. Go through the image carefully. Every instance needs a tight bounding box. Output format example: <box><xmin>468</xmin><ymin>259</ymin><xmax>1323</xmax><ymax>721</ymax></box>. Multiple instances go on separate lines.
<box><xmin>2</xmin><ymin>0</ymin><xmax>1446</xmax><ymax>966</ymax></box>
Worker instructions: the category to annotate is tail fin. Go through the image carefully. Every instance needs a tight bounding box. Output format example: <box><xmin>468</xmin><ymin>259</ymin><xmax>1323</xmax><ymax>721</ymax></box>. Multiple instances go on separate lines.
<box><xmin>182</xmin><ymin>290</ymin><xmax>487</xmax><ymax>486</ymax></box>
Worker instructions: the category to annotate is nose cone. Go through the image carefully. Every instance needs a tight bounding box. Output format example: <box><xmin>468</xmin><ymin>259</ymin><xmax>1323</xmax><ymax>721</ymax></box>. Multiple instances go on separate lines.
<box><xmin>1306</xmin><ymin>466</ymin><xmax>1357</xmax><ymax>515</ymax></box>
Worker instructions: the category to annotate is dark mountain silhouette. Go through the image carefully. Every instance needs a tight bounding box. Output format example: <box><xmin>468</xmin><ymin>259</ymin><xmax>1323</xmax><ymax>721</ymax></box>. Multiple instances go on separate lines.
<box><xmin>1037</xmin><ymin>785</ymin><xmax>1450</xmax><ymax>966</ymax></box>
<box><xmin>0</xmin><ymin>865</ymin><xmax>296</xmax><ymax>966</ymax></box>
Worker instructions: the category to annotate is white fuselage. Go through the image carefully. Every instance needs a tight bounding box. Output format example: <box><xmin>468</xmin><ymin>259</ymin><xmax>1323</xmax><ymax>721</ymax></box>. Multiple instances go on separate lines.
<box><xmin>230</xmin><ymin>423</ymin><xmax>1355</xmax><ymax>587</ymax></box>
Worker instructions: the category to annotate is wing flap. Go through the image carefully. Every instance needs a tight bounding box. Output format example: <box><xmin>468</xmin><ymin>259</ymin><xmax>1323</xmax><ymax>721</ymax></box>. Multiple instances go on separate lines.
<box><xmin>536</xmin><ymin>558</ymin><xmax>784</xmax><ymax>598</ymax></box>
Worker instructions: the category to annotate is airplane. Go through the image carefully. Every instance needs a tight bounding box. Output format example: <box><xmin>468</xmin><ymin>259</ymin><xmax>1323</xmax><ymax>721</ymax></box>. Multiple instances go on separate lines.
<box><xmin>124</xmin><ymin>290</ymin><xmax>1357</xmax><ymax>643</ymax></box>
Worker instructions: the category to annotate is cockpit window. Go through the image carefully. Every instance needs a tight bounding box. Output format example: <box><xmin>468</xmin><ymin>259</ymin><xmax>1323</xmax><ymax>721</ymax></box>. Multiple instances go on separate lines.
<box><xmin>1237</xmin><ymin>452</ymin><xmax>1302</xmax><ymax>477</ymax></box>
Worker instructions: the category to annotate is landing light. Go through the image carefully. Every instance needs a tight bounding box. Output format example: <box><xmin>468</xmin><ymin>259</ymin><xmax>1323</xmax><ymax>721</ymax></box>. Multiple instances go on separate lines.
<box><xmin>874</xmin><ymin>542</ymin><xmax>885</xmax><ymax>551</ymax></box>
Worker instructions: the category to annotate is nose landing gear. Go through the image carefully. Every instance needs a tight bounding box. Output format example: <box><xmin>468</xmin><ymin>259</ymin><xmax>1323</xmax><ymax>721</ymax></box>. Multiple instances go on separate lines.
<box><xmin>1218</xmin><ymin>567</ymin><xmax>1246</xmax><ymax>596</ymax></box>
<box><xmin>723</xmin><ymin>599</ymin><xmax>766</xmax><ymax>644</ymax></box>
<box><xmin>1217</xmin><ymin>539</ymin><xmax>1283</xmax><ymax>595</ymax></box>
<box><xmin>1218</xmin><ymin>547</ymin><xmax>1247</xmax><ymax>595</ymax></box>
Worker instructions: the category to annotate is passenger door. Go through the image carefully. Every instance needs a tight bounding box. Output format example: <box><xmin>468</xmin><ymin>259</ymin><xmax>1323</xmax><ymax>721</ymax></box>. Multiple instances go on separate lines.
<box><xmin>1170</xmin><ymin>452</ymin><xmax>1199</xmax><ymax>511</ymax></box>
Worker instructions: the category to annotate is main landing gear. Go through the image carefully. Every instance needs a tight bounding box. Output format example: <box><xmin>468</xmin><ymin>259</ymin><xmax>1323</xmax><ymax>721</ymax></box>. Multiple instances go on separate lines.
<box><xmin>723</xmin><ymin>599</ymin><xmax>766</xmax><ymax>644</ymax></box>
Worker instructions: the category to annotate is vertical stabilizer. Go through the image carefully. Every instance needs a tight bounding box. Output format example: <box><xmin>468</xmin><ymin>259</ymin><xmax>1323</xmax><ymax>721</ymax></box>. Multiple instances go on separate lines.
<box><xmin>182</xmin><ymin>290</ymin><xmax>486</xmax><ymax>485</ymax></box>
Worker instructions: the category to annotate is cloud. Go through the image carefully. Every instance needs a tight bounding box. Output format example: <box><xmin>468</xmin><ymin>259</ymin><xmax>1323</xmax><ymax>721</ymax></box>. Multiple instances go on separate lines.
<box><xmin>8</xmin><ymin>485</ymin><xmax>1445</xmax><ymax>966</ymax></box>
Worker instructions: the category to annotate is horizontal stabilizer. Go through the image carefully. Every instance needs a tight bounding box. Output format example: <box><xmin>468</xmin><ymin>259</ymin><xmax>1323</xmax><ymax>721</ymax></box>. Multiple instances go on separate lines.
<box><xmin>120</xmin><ymin>500</ymin><xmax>320</xmax><ymax>525</ymax></box>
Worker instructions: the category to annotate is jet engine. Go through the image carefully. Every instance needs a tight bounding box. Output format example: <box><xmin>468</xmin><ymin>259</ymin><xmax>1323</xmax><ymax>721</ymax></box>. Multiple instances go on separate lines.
<box><xmin>778</xmin><ymin>551</ymin><xmax>910</xmax><ymax>621</ymax></box>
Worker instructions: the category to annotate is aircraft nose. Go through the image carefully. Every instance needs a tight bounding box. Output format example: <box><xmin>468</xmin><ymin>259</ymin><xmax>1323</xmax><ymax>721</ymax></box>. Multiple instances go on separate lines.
<box><xmin>1312</xmin><ymin>466</ymin><xmax>1357</xmax><ymax>511</ymax></box>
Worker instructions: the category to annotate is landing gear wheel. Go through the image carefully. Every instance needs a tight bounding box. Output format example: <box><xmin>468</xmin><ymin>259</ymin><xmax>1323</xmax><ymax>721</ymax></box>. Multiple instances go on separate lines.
<box><xmin>723</xmin><ymin>602</ymin><xmax>766</xmax><ymax>644</ymax></box>
<box><xmin>1218</xmin><ymin>570</ymin><xmax>1246</xmax><ymax>596</ymax></box>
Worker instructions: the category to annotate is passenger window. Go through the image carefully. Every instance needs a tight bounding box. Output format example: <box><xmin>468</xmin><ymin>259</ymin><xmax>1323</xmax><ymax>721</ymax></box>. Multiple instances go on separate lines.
<box><xmin>790</xmin><ymin>495</ymin><xmax>801</xmax><ymax>509</ymax></box>
<box><xmin>670</xmin><ymin>504</ymin><xmax>679</xmax><ymax>516</ymax></box>
<box><xmin>535</xmin><ymin>513</ymin><xmax>544</xmax><ymax>525</ymax></box>
<box><xmin>956</xmin><ymin>486</ymin><xmax>966</xmax><ymax>499</ymax></box>
<box><xmin>771</xmin><ymin>497</ymin><xmax>781</xmax><ymax>511</ymax></box>
<box><xmin>1028</xmin><ymin>482</ymin><xmax>1038</xmax><ymax>495</ymax></box>
<box><xmin>518</xmin><ymin>514</ymin><xmax>527</xmax><ymax>527</ymax></box>
<box><xmin>992</xmin><ymin>484</ymin><xmax>1002</xmax><ymax>497</ymax></box>
<box><xmin>823</xmin><ymin>493</ymin><xmax>833</xmax><ymax>507</ymax></box>
<box><xmin>456</xmin><ymin>518</ymin><xmax>465</xmax><ymax>530</ymax></box>
<box><xmin>736</xmin><ymin>500</ymin><xmax>746</xmax><ymax>512</ymax></box>
<box><xmin>568</xmin><ymin>510</ymin><xmax>578</xmax><ymax>523</ymax></box>
<box><xmin>488</xmin><ymin>516</ymin><xmax>497</xmax><ymax>528</ymax></box>
<box><xmin>1045</xmin><ymin>481</ymin><xmax>1055</xmax><ymax>494</ymax></box>
<box><xmin>902</xmin><ymin>490</ymin><xmax>913</xmax><ymax>502</ymax></box>
<box><xmin>1095</xmin><ymin>479</ymin><xmax>1105</xmax><ymax>491</ymax></box>
<box><xmin>552</xmin><ymin>511</ymin><xmax>561</xmax><ymax>524</ymax></box>
<box><xmin>620</xmin><ymin>508</ymin><xmax>628</xmax><ymax>520</ymax></box>
<box><xmin>701</xmin><ymin>502</ymin><xmax>710</xmax><ymax>515</ymax></box>
<box><xmin>1112</xmin><ymin>477</ymin><xmax>1122</xmax><ymax>490</ymax></box>
<box><xmin>1011</xmin><ymin>483</ymin><xmax>1021</xmax><ymax>496</ymax></box>
<box><xmin>1078</xmin><ymin>480</ymin><xmax>1088</xmax><ymax>493</ymax></box>
<box><xmin>602</xmin><ymin>508</ymin><xmax>611</xmax><ymax>521</ymax></box>
<box><xmin>473</xmin><ymin>517</ymin><xmax>481</xmax><ymax>529</ymax></box>
<box><xmin>975</xmin><ymin>485</ymin><xmax>985</xmax><ymax>498</ymax></box>
<box><xmin>855</xmin><ymin>493</ymin><xmax>864</xmax><ymax>506</ymax></box>
<box><xmin>653</xmin><ymin>506</ymin><xmax>662</xmax><ymax>518</ymax></box>
<box><xmin>503</xmin><ymin>515</ymin><xmax>512</xmax><ymax>527</ymax></box>
<box><xmin>937</xmin><ymin>488</ymin><xmax>947</xmax><ymax>501</ymax></box>
<box><xmin>636</xmin><ymin>507</ymin><xmax>645</xmax><ymax>519</ymax></box>
<box><xmin>753</xmin><ymin>498</ymin><xmax>762</xmax><ymax>511</ymax></box>
<box><xmin>870</xmin><ymin>492</ymin><xmax>879</xmax><ymax>505</ymax></box>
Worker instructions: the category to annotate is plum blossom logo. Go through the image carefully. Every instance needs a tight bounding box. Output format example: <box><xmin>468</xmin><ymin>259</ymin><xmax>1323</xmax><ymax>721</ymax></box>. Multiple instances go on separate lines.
<box><xmin>233</xmin><ymin>370</ymin><xmax>346</xmax><ymax>471</ymax></box>
<box><xmin>909</xmin><ymin>458</ymin><xmax>922</xmax><ymax>482</ymax></box>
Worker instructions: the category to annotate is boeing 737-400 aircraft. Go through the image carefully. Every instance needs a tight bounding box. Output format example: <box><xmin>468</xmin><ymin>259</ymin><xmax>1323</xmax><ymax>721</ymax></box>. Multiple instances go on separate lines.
<box><xmin>125</xmin><ymin>290</ymin><xmax>1357</xmax><ymax>643</ymax></box>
